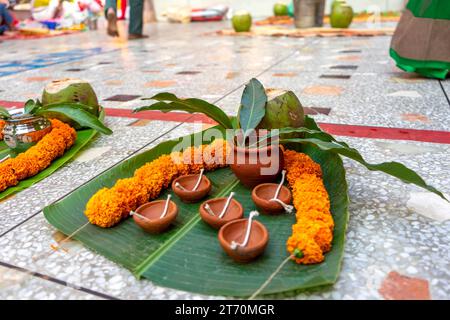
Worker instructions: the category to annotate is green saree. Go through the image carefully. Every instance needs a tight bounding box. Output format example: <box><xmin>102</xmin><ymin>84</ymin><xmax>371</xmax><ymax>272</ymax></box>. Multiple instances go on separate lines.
<box><xmin>390</xmin><ymin>0</ymin><xmax>450</xmax><ymax>79</ymax></box>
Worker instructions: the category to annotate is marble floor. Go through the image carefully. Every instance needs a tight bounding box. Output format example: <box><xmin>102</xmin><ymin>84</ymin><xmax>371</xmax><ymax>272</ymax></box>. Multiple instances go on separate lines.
<box><xmin>0</xmin><ymin>20</ymin><xmax>449</xmax><ymax>300</ymax></box>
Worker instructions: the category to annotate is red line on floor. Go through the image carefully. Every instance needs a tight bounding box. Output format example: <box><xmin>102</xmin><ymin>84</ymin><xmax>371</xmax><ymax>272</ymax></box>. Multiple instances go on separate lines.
<box><xmin>1</xmin><ymin>100</ymin><xmax>449</xmax><ymax>144</ymax></box>
<box><xmin>105</xmin><ymin>108</ymin><xmax>450</xmax><ymax>144</ymax></box>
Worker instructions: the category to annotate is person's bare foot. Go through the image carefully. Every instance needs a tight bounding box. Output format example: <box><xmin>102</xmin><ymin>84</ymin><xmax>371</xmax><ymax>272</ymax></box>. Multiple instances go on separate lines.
<box><xmin>106</xmin><ymin>9</ymin><xmax>119</xmax><ymax>37</ymax></box>
<box><xmin>128</xmin><ymin>34</ymin><xmax>149</xmax><ymax>40</ymax></box>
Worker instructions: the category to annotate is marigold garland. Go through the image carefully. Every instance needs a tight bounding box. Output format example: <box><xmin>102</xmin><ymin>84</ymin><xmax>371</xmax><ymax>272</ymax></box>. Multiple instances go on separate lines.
<box><xmin>0</xmin><ymin>120</ymin><xmax>5</xmax><ymax>140</ymax></box>
<box><xmin>84</xmin><ymin>139</ymin><xmax>230</xmax><ymax>228</ymax></box>
<box><xmin>284</xmin><ymin>149</ymin><xmax>334</xmax><ymax>265</ymax></box>
<box><xmin>0</xmin><ymin>119</ymin><xmax>77</xmax><ymax>192</ymax></box>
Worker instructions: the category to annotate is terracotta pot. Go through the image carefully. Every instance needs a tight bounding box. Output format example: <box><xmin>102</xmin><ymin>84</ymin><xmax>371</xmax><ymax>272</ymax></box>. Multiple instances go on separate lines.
<box><xmin>229</xmin><ymin>132</ymin><xmax>284</xmax><ymax>188</ymax></box>
<box><xmin>133</xmin><ymin>200</ymin><xmax>178</xmax><ymax>234</ymax></box>
<box><xmin>218</xmin><ymin>219</ymin><xmax>269</xmax><ymax>263</ymax></box>
<box><xmin>172</xmin><ymin>174</ymin><xmax>211</xmax><ymax>203</ymax></box>
<box><xmin>199</xmin><ymin>197</ymin><xmax>244</xmax><ymax>229</ymax></box>
<box><xmin>252</xmin><ymin>183</ymin><xmax>292</xmax><ymax>215</ymax></box>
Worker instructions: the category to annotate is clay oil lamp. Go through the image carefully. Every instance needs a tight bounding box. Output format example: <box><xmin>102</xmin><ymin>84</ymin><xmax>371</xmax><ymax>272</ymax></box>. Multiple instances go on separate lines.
<box><xmin>218</xmin><ymin>211</ymin><xmax>269</xmax><ymax>263</ymax></box>
<box><xmin>199</xmin><ymin>192</ymin><xmax>244</xmax><ymax>229</ymax></box>
<box><xmin>252</xmin><ymin>170</ymin><xmax>293</xmax><ymax>215</ymax></box>
<box><xmin>131</xmin><ymin>195</ymin><xmax>178</xmax><ymax>234</ymax></box>
<box><xmin>172</xmin><ymin>169</ymin><xmax>211</xmax><ymax>203</ymax></box>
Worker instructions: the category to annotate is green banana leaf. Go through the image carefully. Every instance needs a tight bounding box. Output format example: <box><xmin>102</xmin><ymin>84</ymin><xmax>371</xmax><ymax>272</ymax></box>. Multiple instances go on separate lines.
<box><xmin>44</xmin><ymin>123</ymin><xmax>349</xmax><ymax>297</ymax></box>
<box><xmin>0</xmin><ymin>109</ymin><xmax>106</xmax><ymax>200</ymax></box>
<box><xmin>135</xmin><ymin>93</ymin><xmax>234</xmax><ymax>129</ymax></box>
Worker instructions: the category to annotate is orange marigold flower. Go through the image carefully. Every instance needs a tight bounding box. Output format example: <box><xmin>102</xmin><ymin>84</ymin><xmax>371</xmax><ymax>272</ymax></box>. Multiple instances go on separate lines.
<box><xmin>286</xmin><ymin>232</ymin><xmax>324</xmax><ymax>265</ymax></box>
<box><xmin>283</xmin><ymin>149</ymin><xmax>322</xmax><ymax>187</ymax></box>
<box><xmin>84</xmin><ymin>188</ymin><xmax>124</xmax><ymax>228</ymax></box>
<box><xmin>293</xmin><ymin>219</ymin><xmax>333</xmax><ymax>253</ymax></box>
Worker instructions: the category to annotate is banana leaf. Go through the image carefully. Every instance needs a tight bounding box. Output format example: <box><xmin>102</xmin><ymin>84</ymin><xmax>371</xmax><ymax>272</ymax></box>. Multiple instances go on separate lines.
<box><xmin>44</xmin><ymin>122</ymin><xmax>349</xmax><ymax>297</ymax></box>
<box><xmin>0</xmin><ymin>109</ymin><xmax>105</xmax><ymax>200</ymax></box>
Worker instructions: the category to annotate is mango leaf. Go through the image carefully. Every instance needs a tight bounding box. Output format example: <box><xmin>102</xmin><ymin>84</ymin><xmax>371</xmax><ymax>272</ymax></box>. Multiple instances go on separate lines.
<box><xmin>35</xmin><ymin>103</ymin><xmax>112</xmax><ymax>135</ymax></box>
<box><xmin>0</xmin><ymin>106</ymin><xmax>11</xmax><ymax>119</ymax></box>
<box><xmin>24</xmin><ymin>99</ymin><xmax>41</xmax><ymax>114</ymax></box>
<box><xmin>255</xmin><ymin>126</ymin><xmax>336</xmax><ymax>147</ymax></box>
<box><xmin>135</xmin><ymin>92</ymin><xmax>233</xmax><ymax>129</ymax></box>
<box><xmin>281</xmin><ymin>136</ymin><xmax>447</xmax><ymax>201</ymax></box>
<box><xmin>238</xmin><ymin>78</ymin><xmax>267</xmax><ymax>141</ymax></box>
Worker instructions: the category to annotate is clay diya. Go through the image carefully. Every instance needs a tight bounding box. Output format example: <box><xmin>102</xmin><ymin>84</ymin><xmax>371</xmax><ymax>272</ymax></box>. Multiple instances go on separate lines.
<box><xmin>218</xmin><ymin>211</ymin><xmax>269</xmax><ymax>263</ymax></box>
<box><xmin>199</xmin><ymin>192</ymin><xmax>244</xmax><ymax>229</ymax></box>
<box><xmin>131</xmin><ymin>195</ymin><xmax>178</xmax><ymax>234</ymax></box>
<box><xmin>172</xmin><ymin>169</ymin><xmax>211</xmax><ymax>203</ymax></box>
<box><xmin>252</xmin><ymin>170</ymin><xmax>293</xmax><ymax>215</ymax></box>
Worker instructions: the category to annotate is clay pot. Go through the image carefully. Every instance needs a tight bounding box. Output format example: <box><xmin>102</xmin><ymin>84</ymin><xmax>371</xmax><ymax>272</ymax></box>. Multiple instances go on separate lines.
<box><xmin>218</xmin><ymin>219</ymin><xmax>269</xmax><ymax>263</ymax></box>
<box><xmin>172</xmin><ymin>174</ymin><xmax>211</xmax><ymax>203</ymax></box>
<box><xmin>230</xmin><ymin>131</ymin><xmax>284</xmax><ymax>189</ymax></box>
<box><xmin>133</xmin><ymin>200</ymin><xmax>178</xmax><ymax>234</ymax></box>
<box><xmin>252</xmin><ymin>183</ymin><xmax>292</xmax><ymax>215</ymax></box>
<box><xmin>199</xmin><ymin>197</ymin><xmax>244</xmax><ymax>229</ymax></box>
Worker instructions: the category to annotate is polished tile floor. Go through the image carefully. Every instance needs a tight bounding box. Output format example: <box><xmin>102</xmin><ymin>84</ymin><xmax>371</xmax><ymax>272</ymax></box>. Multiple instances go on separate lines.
<box><xmin>0</xmin><ymin>20</ymin><xmax>449</xmax><ymax>300</ymax></box>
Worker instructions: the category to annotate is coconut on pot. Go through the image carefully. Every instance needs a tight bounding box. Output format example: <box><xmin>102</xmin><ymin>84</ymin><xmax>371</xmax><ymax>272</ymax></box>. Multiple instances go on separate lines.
<box><xmin>257</xmin><ymin>89</ymin><xmax>305</xmax><ymax>139</ymax></box>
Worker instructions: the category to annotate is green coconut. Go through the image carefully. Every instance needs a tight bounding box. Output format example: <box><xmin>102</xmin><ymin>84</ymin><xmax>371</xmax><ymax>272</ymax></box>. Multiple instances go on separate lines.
<box><xmin>257</xmin><ymin>89</ymin><xmax>305</xmax><ymax>138</ymax></box>
<box><xmin>232</xmin><ymin>10</ymin><xmax>252</xmax><ymax>32</ymax></box>
<box><xmin>41</xmin><ymin>78</ymin><xmax>100</xmax><ymax>128</ymax></box>
<box><xmin>273</xmin><ymin>2</ymin><xmax>289</xmax><ymax>16</ymax></box>
<box><xmin>330</xmin><ymin>4</ymin><xmax>354</xmax><ymax>28</ymax></box>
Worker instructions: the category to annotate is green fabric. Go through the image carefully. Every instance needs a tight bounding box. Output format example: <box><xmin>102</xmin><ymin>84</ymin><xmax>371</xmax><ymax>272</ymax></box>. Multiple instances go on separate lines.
<box><xmin>406</xmin><ymin>0</ymin><xmax>450</xmax><ymax>20</ymax></box>
<box><xmin>104</xmin><ymin>0</ymin><xmax>144</xmax><ymax>35</ymax></box>
<box><xmin>390</xmin><ymin>48</ymin><xmax>449</xmax><ymax>79</ymax></box>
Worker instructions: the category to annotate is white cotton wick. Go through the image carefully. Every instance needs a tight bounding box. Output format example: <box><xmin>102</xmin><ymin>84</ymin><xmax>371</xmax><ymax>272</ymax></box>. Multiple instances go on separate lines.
<box><xmin>204</xmin><ymin>203</ymin><xmax>215</xmax><ymax>216</ymax></box>
<box><xmin>175</xmin><ymin>182</ymin><xmax>189</xmax><ymax>191</ymax></box>
<box><xmin>270</xmin><ymin>170</ymin><xmax>292</xmax><ymax>213</ymax></box>
<box><xmin>269</xmin><ymin>198</ymin><xmax>294</xmax><ymax>213</ymax></box>
<box><xmin>218</xmin><ymin>192</ymin><xmax>235</xmax><ymax>219</ymax></box>
<box><xmin>0</xmin><ymin>154</ymin><xmax>11</xmax><ymax>163</ymax></box>
<box><xmin>230</xmin><ymin>211</ymin><xmax>259</xmax><ymax>250</ymax></box>
<box><xmin>130</xmin><ymin>210</ymin><xmax>152</xmax><ymax>222</ymax></box>
<box><xmin>192</xmin><ymin>169</ymin><xmax>204</xmax><ymax>191</ymax></box>
<box><xmin>273</xmin><ymin>170</ymin><xmax>286</xmax><ymax>200</ymax></box>
<box><xmin>160</xmin><ymin>194</ymin><xmax>172</xmax><ymax>219</ymax></box>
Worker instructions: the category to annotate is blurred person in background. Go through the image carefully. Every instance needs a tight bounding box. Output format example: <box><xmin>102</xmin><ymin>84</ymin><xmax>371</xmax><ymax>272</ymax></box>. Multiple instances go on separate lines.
<box><xmin>390</xmin><ymin>0</ymin><xmax>449</xmax><ymax>79</ymax></box>
<box><xmin>0</xmin><ymin>0</ymin><xmax>15</xmax><ymax>35</ymax></box>
<box><xmin>104</xmin><ymin>0</ymin><xmax>147</xmax><ymax>39</ymax></box>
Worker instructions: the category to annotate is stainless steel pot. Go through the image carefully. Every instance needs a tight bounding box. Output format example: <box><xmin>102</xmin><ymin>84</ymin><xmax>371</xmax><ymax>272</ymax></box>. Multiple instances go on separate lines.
<box><xmin>2</xmin><ymin>114</ymin><xmax>52</xmax><ymax>152</ymax></box>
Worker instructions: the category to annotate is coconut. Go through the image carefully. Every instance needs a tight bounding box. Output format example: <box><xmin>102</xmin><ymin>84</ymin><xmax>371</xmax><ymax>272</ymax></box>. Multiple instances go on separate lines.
<box><xmin>330</xmin><ymin>4</ymin><xmax>354</xmax><ymax>28</ymax></box>
<box><xmin>257</xmin><ymin>89</ymin><xmax>305</xmax><ymax>138</ymax></box>
<box><xmin>273</xmin><ymin>2</ymin><xmax>289</xmax><ymax>16</ymax></box>
<box><xmin>232</xmin><ymin>10</ymin><xmax>252</xmax><ymax>32</ymax></box>
<box><xmin>42</xmin><ymin>78</ymin><xmax>99</xmax><ymax>116</ymax></box>
<box><xmin>41</xmin><ymin>78</ymin><xmax>100</xmax><ymax>129</ymax></box>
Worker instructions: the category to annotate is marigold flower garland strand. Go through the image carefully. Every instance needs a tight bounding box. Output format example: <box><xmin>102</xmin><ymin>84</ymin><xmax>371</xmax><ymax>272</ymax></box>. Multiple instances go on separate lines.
<box><xmin>84</xmin><ymin>139</ymin><xmax>230</xmax><ymax>228</ymax></box>
<box><xmin>284</xmin><ymin>149</ymin><xmax>334</xmax><ymax>265</ymax></box>
<box><xmin>0</xmin><ymin>119</ymin><xmax>77</xmax><ymax>192</ymax></box>
<box><xmin>250</xmin><ymin>149</ymin><xmax>334</xmax><ymax>298</ymax></box>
